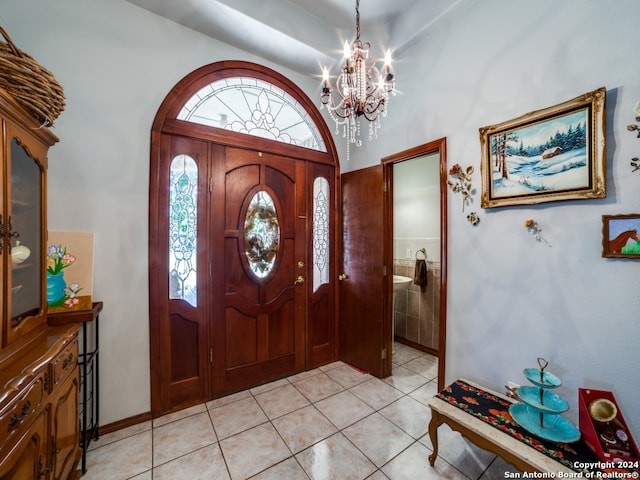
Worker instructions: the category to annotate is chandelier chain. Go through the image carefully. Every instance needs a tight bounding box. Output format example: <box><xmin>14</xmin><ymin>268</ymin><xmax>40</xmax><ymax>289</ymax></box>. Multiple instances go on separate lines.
<box><xmin>355</xmin><ymin>0</ymin><xmax>360</xmax><ymax>40</ymax></box>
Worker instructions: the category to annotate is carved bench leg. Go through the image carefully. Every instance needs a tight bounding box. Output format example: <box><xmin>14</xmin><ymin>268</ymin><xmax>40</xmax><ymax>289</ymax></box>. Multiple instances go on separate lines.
<box><xmin>428</xmin><ymin>410</ymin><xmax>442</xmax><ymax>466</ymax></box>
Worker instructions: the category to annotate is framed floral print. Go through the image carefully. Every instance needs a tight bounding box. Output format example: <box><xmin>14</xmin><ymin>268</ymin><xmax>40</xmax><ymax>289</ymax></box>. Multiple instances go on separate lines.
<box><xmin>47</xmin><ymin>231</ymin><xmax>95</xmax><ymax>312</ymax></box>
<box><xmin>480</xmin><ymin>87</ymin><xmax>606</xmax><ymax>208</ymax></box>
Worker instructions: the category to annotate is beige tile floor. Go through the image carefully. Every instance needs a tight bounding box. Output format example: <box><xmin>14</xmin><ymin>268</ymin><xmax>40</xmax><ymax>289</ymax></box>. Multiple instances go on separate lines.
<box><xmin>82</xmin><ymin>343</ymin><xmax>522</xmax><ymax>480</ymax></box>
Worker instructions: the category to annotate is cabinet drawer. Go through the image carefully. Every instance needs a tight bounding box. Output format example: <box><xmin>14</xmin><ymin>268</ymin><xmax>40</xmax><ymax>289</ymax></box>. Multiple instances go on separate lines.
<box><xmin>0</xmin><ymin>372</ymin><xmax>46</xmax><ymax>450</ymax></box>
<box><xmin>51</xmin><ymin>338</ymin><xmax>78</xmax><ymax>388</ymax></box>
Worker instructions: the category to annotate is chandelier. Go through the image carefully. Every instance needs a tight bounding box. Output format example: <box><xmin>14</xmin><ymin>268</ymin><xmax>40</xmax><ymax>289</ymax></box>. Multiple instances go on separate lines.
<box><xmin>320</xmin><ymin>0</ymin><xmax>396</xmax><ymax>158</ymax></box>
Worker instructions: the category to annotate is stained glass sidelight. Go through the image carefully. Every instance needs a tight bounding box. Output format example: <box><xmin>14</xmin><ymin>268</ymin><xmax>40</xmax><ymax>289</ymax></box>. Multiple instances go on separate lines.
<box><xmin>169</xmin><ymin>155</ymin><xmax>198</xmax><ymax>306</ymax></box>
<box><xmin>244</xmin><ymin>191</ymin><xmax>280</xmax><ymax>279</ymax></box>
<box><xmin>177</xmin><ymin>77</ymin><xmax>326</xmax><ymax>152</ymax></box>
<box><xmin>313</xmin><ymin>177</ymin><xmax>330</xmax><ymax>292</ymax></box>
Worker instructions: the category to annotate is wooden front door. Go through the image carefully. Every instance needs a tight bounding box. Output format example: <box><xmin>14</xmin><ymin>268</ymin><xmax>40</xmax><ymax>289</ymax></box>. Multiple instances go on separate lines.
<box><xmin>150</xmin><ymin>136</ymin><xmax>337</xmax><ymax>415</ymax></box>
<box><xmin>211</xmin><ymin>147</ymin><xmax>306</xmax><ymax>394</ymax></box>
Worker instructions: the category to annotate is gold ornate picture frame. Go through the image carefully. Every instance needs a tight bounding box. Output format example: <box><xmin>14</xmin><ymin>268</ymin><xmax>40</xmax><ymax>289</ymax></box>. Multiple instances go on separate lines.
<box><xmin>480</xmin><ymin>87</ymin><xmax>606</xmax><ymax>208</ymax></box>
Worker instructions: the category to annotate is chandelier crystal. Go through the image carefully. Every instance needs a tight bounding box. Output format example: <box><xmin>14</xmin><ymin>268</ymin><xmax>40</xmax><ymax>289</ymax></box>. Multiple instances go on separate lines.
<box><xmin>320</xmin><ymin>0</ymin><xmax>396</xmax><ymax>159</ymax></box>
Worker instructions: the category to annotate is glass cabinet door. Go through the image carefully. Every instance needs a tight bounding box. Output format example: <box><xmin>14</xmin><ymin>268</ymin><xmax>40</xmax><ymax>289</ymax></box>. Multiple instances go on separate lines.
<box><xmin>8</xmin><ymin>138</ymin><xmax>43</xmax><ymax>329</ymax></box>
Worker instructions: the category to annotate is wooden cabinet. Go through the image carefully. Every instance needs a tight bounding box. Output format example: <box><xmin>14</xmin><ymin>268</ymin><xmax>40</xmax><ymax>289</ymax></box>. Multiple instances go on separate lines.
<box><xmin>0</xmin><ymin>407</ymin><xmax>49</xmax><ymax>479</ymax></box>
<box><xmin>0</xmin><ymin>87</ymin><xmax>56</xmax><ymax>346</ymax></box>
<box><xmin>0</xmin><ymin>326</ymin><xmax>81</xmax><ymax>479</ymax></box>
<box><xmin>0</xmin><ymin>88</ymin><xmax>81</xmax><ymax>479</ymax></box>
<box><xmin>0</xmin><ymin>325</ymin><xmax>81</xmax><ymax>480</ymax></box>
<box><xmin>50</xmin><ymin>344</ymin><xmax>81</xmax><ymax>480</ymax></box>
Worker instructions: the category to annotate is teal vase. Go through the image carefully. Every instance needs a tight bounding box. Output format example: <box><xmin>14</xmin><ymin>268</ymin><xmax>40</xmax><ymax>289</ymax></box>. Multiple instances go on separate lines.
<box><xmin>47</xmin><ymin>271</ymin><xmax>67</xmax><ymax>304</ymax></box>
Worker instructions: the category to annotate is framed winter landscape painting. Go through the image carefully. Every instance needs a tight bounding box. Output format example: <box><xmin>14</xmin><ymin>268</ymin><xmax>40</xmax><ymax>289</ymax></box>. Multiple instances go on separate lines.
<box><xmin>479</xmin><ymin>87</ymin><xmax>606</xmax><ymax>208</ymax></box>
<box><xmin>602</xmin><ymin>214</ymin><xmax>640</xmax><ymax>258</ymax></box>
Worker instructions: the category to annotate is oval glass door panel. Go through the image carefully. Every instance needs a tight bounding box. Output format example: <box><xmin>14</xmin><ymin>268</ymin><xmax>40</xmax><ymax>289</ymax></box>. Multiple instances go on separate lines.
<box><xmin>244</xmin><ymin>190</ymin><xmax>279</xmax><ymax>279</ymax></box>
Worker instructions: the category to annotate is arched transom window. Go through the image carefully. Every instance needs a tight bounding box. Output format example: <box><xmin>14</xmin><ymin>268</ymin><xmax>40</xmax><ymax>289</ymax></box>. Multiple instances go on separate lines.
<box><xmin>177</xmin><ymin>77</ymin><xmax>327</xmax><ymax>152</ymax></box>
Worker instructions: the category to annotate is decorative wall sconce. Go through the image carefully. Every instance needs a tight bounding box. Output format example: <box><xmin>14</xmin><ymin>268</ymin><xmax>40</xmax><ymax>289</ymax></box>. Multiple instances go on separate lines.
<box><xmin>626</xmin><ymin>102</ymin><xmax>640</xmax><ymax>173</ymax></box>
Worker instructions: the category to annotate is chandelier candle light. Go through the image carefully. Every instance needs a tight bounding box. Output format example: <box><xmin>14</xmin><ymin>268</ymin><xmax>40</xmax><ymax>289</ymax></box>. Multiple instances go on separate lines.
<box><xmin>320</xmin><ymin>0</ymin><xmax>396</xmax><ymax>160</ymax></box>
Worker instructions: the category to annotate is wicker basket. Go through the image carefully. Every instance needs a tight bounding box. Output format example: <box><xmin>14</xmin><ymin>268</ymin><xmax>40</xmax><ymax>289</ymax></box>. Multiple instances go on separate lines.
<box><xmin>0</xmin><ymin>26</ymin><xmax>65</xmax><ymax>126</ymax></box>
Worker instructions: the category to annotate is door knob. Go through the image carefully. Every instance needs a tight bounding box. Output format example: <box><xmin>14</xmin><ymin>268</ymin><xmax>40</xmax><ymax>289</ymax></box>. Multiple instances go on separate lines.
<box><xmin>338</xmin><ymin>273</ymin><xmax>349</xmax><ymax>281</ymax></box>
<box><xmin>293</xmin><ymin>275</ymin><xmax>305</xmax><ymax>286</ymax></box>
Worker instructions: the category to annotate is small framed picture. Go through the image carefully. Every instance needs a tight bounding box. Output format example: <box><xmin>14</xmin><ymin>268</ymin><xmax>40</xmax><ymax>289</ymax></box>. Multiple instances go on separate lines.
<box><xmin>480</xmin><ymin>87</ymin><xmax>606</xmax><ymax>208</ymax></box>
<box><xmin>47</xmin><ymin>231</ymin><xmax>95</xmax><ymax>312</ymax></box>
<box><xmin>602</xmin><ymin>214</ymin><xmax>640</xmax><ymax>258</ymax></box>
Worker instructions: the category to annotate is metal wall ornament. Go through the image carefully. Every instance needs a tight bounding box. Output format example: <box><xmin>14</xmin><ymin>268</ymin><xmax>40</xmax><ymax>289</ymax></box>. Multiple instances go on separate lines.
<box><xmin>466</xmin><ymin>212</ymin><xmax>480</xmax><ymax>226</ymax></box>
<box><xmin>480</xmin><ymin>87</ymin><xmax>606</xmax><ymax>208</ymax></box>
<box><xmin>524</xmin><ymin>219</ymin><xmax>551</xmax><ymax>247</ymax></box>
<box><xmin>447</xmin><ymin>164</ymin><xmax>479</xmax><ymax>226</ymax></box>
<box><xmin>626</xmin><ymin>101</ymin><xmax>640</xmax><ymax>173</ymax></box>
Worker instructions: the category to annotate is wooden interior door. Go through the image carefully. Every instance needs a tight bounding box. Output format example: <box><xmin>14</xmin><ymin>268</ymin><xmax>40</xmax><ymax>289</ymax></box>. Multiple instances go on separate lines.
<box><xmin>339</xmin><ymin>165</ymin><xmax>388</xmax><ymax>377</ymax></box>
<box><xmin>212</xmin><ymin>147</ymin><xmax>306</xmax><ymax>394</ymax></box>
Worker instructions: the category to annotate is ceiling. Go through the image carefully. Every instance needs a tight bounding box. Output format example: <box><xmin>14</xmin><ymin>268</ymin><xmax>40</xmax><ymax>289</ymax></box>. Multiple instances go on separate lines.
<box><xmin>127</xmin><ymin>0</ymin><xmax>461</xmax><ymax>78</ymax></box>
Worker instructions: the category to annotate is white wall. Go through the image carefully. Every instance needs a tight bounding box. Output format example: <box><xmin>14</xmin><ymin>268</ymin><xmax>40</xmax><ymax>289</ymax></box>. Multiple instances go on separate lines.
<box><xmin>2</xmin><ymin>0</ymin><xmax>638</xmax><ymax>437</ymax></box>
<box><xmin>351</xmin><ymin>0</ymin><xmax>640</xmax><ymax>434</ymax></box>
<box><xmin>394</xmin><ymin>154</ymin><xmax>440</xmax><ymax>239</ymax></box>
<box><xmin>0</xmin><ymin>0</ymin><xmax>324</xmax><ymax>425</ymax></box>
<box><xmin>393</xmin><ymin>154</ymin><xmax>441</xmax><ymax>262</ymax></box>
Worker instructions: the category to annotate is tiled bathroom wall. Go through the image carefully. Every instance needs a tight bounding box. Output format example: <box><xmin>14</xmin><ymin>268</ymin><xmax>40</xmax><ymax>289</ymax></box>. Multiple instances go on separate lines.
<box><xmin>392</xmin><ymin>238</ymin><xmax>440</xmax><ymax>352</ymax></box>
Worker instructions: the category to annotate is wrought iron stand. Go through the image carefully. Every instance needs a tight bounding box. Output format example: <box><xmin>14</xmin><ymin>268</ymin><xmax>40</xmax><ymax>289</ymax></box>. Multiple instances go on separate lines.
<box><xmin>48</xmin><ymin>301</ymin><xmax>103</xmax><ymax>474</ymax></box>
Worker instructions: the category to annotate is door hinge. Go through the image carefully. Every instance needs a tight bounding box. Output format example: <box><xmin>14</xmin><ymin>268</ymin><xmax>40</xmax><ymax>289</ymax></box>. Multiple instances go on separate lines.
<box><xmin>382</xmin><ymin>347</ymin><xmax>387</xmax><ymax>360</ymax></box>
<box><xmin>209</xmin><ymin>177</ymin><xmax>213</xmax><ymax>192</ymax></box>
<box><xmin>210</xmin><ymin>348</ymin><xmax>213</xmax><ymax>363</ymax></box>
<box><xmin>383</xmin><ymin>180</ymin><xmax>388</xmax><ymax>193</ymax></box>
<box><xmin>382</xmin><ymin>265</ymin><xmax>387</xmax><ymax>276</ymax></box>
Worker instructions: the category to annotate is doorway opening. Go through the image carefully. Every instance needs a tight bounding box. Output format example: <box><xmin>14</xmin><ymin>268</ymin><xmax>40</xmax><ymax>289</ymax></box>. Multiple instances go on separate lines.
<box><xmin>148</xmin><ymin>61</ymin><xmax>340</xmax><ymax>417</ymax></box>
<box><xmin>383</xmin><ymin>138</ymin><xmax>447</xmax><ymax>391</ymax></box>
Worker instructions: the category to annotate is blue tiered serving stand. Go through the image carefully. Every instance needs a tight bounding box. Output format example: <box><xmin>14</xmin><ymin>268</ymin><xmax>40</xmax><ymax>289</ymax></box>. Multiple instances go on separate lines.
<box><xmin>510</xmin><ymin>358</ymin><xmax>581</xmax><ymax>444</ymax></box>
